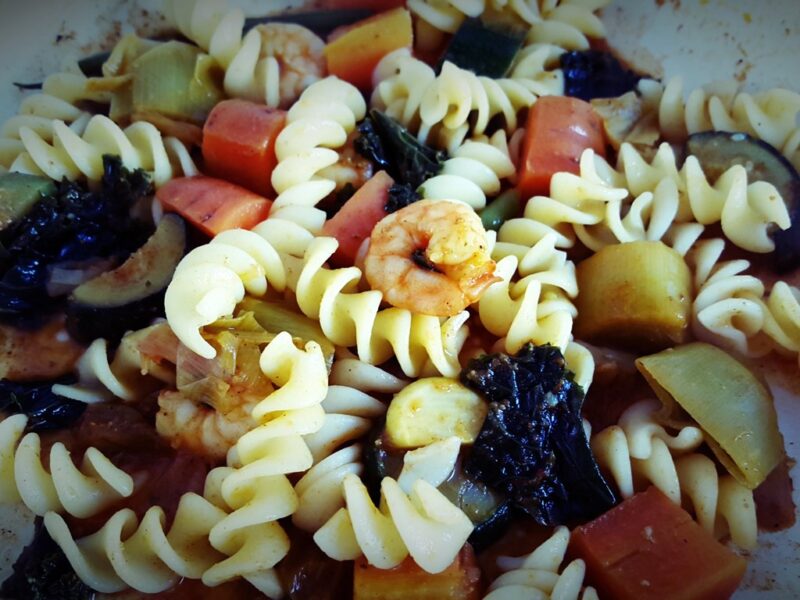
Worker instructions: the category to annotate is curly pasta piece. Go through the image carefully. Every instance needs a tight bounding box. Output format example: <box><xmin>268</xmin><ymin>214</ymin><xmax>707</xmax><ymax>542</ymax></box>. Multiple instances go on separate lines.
<box><xmin>43</xmin><ymin>468</ymin><xmax>230</xmax><ymax>594</ymax></box>
<box><xmin>420</xmin><ymin>131</ymin><xmax>516</xmax><ymax>209</ymax></box>
<box><xmin>202</xmin><ymin>332</ymin><xmax>328</xmax><ymax>589</ymax></box>
<box><xmin>11</xmin><ymin>114</ymin><xmax>198</xmax><ymax>187</ymax></box>
<box><xmin>655</xmin><ymin>76</ymin><xmax>800</xmax><ymax>152</ymax></box>
<box><xmin>0</xmin><ymin>414</ymin><xmax>134</xmax><ymax>519</ymax></box>
<box><xmin>484</xmin><ymin>525</ymin><xmax>599</xmax><ymax>600</ymax></box>
<box><xmin>268</xmin><ymin>76</ymin><xmax>366</xmax><ymax>233</ymax></box>
<box><xmin>591</xmin><ymin>400</ymin><xmax>757</xmax><ymax>549</ymax></box>
<box><xmin>165</xmin><ymin>0</ymin><xmax>324</xmax><ymax>108</ymax></box>
<box><xmin>757</xmin><ymin>282</ymin><xmax>800</xmax><ymax>360</ymax></box>
<box><xmin>314</xmin><ymin>473</ymin><xmax>473</xmax><ymax>573</ymax></box>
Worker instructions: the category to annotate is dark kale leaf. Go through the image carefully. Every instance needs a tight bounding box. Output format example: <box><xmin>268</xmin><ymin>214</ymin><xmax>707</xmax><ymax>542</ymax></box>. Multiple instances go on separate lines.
<box><xmin>0</xmin><ymin>155</ymin><xmax>153</xmax><ymax>322</ymax></box>
<box><xmin>1</xmin><ymin>525</ymin><xmax>92</xmax><ymax>600</ymax></box>
<box><xmin>355</xmin><ymin>110</ymin><xmax>446</xmax><ymax>190</ymax></box>
<box><xmin>561</xmin><ymin>50</ymin><xmax>642</xmax><ymax>101</ymax></box>
<box><xmin>0</xmin><ymin>377</ymin><xmax>84</xmax><ymax>432</ymax></box>
<box><xmin>384</xmin><ymin>183</ymin><xmax>420</xmax><ymax>214</ymax></box>
<box><xmin>461</xmin><ymin>343</ymin><xmax>616</xmax><ymax>526</ymax></box>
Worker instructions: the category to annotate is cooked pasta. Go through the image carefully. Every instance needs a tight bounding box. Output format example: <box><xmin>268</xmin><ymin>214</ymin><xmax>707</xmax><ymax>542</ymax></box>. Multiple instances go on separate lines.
<box><xmin>0</xmin><ymin>414</ymin><xmax>135</xmax><ymax>519</ymax></box>
<box><xmin>10</xmin><ymin>114</ymin><xmax>198</xmax><ymax>187</ymax></box>
<box><xmin>165</xmin><ymin>0</ymin><xmax>324</xmax><ymax>108</ymax></box>
<box><xmin>591</xmin><ymin>400</ymin><xmax>757</xmax><ymax>549</ymax></box>
<box><xmin>484</xmin><ymin>525</ymin><xmax>599</xmax><ymax>600</ymax></box>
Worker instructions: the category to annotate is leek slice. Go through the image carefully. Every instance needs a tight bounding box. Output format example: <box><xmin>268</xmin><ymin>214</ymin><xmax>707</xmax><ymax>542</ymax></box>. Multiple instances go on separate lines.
<box><xmin>131</xmin><ymin>41</ymin><xmax>224</xmax><ymax>125</ymax></box>
<box><xmin>636</xmin><ymin>342</ymin><xmax>783</xmax><ymax>489</ymax></box>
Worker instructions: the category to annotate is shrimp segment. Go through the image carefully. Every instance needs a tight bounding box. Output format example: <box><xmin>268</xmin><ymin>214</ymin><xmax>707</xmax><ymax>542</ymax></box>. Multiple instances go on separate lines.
<box><xmin>365</xmin><ymin>199</ymin><xmax>499</xmax><ymax>316</ymax></box>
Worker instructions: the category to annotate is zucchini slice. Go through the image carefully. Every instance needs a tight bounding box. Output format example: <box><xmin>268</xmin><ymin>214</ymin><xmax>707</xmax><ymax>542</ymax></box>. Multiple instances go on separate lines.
<box><xmin>685</xmin><ymin>131</ymin><xmax>800</xmax><ymax>271</ymax></box>
<box><xmin>0</xmin><ymin>173</ymin><xmax>55</xmax><ymax>235</ymax></box>
<box><xmin>439</xmin><ymin>17</ymin><xmax>526</xmax><ymax>78</ymax></box>
<box><xmin>66</xmin><ymin>214</ymin><xmax>186</xmax><ymax>344</ymax></box>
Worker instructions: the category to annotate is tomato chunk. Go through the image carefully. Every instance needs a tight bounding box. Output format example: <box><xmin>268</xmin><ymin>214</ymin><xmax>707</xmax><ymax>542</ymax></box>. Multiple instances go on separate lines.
<box><xmin>202</xmin><ymin>99</ymin><xmax>286</xmax><ymax>196</ymax></box>
<box><xmin>321</xmin><ymin>170</ymin><xmax>394</xmax><ymax>266</ymax></box>
<box><xmin>324</xmin><ymin>8</ymin><xmax>413</xmax><ymax>91</ymax></box>
<box><xmin>517</xmin><ymin>96</ymin><xmax>606</xmax><ymax>200</ymax></box>
<box><xmin>354</xmin><ymin>545</ymin><xmax>481</xmax><ymax>600</ymax></box>
<box><xmin>569</xmin><ymin>486</ymin><xmax>747</xmax><ymax>600</ymax></box>
<box><xmin>156</xmin><ymin>176</ymin><xmax>272</xmax><ymax>237</ymax></box>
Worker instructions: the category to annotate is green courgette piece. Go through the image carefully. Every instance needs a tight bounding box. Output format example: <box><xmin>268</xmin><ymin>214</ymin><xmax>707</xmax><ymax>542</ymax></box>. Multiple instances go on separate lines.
<box><xmin>438</xmin><ymin>17</ymin><xmax>526</xmax><ymax>78</ymax></box>
<box><xmin>0</xmin><ymin>174</ymin><xmax>55</xmax><ymax>235</ymax></box>
<box><xmin>685</xmin><ymin>131</ymin><xmax>800</xmax><ymax>271</ymax></box>
<box><xmin>66</xmin><ymin>214</ymin><xmax>186</xmax><ymax>344</ymax></box>
<box><xmin>244</xmin><ymin>9</ymin><xmax>373</xmax><ymax>37</ymax></box>
<box><xmin>480</xmin><ymin>189</ymin><xmax>519</xmax><ymax>231</ymax></box>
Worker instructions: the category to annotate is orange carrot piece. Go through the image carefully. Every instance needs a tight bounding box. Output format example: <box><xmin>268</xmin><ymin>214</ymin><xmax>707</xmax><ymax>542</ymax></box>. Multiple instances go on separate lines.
<box><xmin>156</xmin><ymin>176</ymin><xmax>272</xmax><ymax>238</ymax></box>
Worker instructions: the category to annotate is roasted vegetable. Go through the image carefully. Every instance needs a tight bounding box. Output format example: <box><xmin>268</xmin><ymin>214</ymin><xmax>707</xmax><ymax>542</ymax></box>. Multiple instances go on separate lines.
<box><xmin>686</xmin><ymin>131</ymin><xmax>800</xmax><ymax>271</ymax></box>
<box><xmin>591</xmin><ymin>91</ymin><xmax>660</xmax><ymax>151</ymax></box>
<box><xmin>0</xmin><ymin>377</ymin><xmax>83</xmax><ymax>432</ymax></box>
<box><xmin>0</xmin><ymin>526</ymin><xmax>92</xmax><ymax>600</ymax></box>
<box><xmin>385</xmin><ymin>377</ymin><xmax>488</xmax><ymax>449</ymax></box>
<box><xmin>66</xmin><ymin>214</ymin><xmax>186</xmax><ymax>344</ymax></box>
<box><xmin>461</xmin><ymin>344</ymin><xmax>616</xmax><ymax>526</ymax></box>
<box><xmin>276</xmin><ymin>528</ymin><xmax>354</xmax><ymax>600</ymax></box>
<box><xmin>575</xmin><ymin>241</ymin><xmax>692</xmax><ymax>353</ymax></box>
<box><xmin>636</xmin><ymin>342</ymin><xmax>783</xmax><ymax>489</ymax></box>
<box><xmin>355</xmin><ymin>110</ymin><xmax>446</xmax><ymax>190</ymax></box>
<box><xmin>479</xmin><ymin>189</ymin><xmax>519</xmax><ymax>231</ymax></box>
<box><xmin>0</xmin><ymin>156</ymin><xmax>152</xmax><ymax>322</ymax></box>
<box><xmin>570</xmin><ymin>486</ymin><xmax>747</xmax><ymax>600</ymax></box>
<box><xmin>353</xmin><ymin>545</ymin><xmax>481</xmax><ymax>600</ymax></box>
<box><xmin>131</xmin><ymin>41</ymin><xmax>224</xmax><ymax>125</ymax></box>
<box><xmin>439</xmin><ymin>17</ymin><xmax>525</xmax><ymax>78</ymax></box>
<box><xmin>384</xmin><ymin>183</ymin><xmax>421</xmax><ymax>214</ymax></box>
<box><xmin>561</xmin><ymin>50</ymin><xmax>642</xmax><ymax>101</ymax></box>
<box><xmin>0</xmin><ymin>173</ymin><xmax>54</xmax><ymax>235</ymax></box>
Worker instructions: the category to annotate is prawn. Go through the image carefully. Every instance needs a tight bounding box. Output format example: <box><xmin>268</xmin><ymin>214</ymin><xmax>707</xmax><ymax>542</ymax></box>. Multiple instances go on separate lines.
<box><xmin>256</xmin><ymin>23</ymin><xmax>326</xmax><ymax>108</ymax></box>
<box><xmin>364</xmin><ymin>199</ymin><xmax>499</xmax><ymax>317</ymax></box>
<box><xmin>156</xmin><ymin>390</ymin><xmax>259</xmax><ymax>461</ymax></box>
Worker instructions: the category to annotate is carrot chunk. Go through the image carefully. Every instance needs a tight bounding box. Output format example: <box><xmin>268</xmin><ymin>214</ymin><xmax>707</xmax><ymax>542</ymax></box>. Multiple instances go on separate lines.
<box><xmin>156</xmin><ymin>176</ymin><xmax>272</xmax><ymax>237</ymax></box>
<box><xmin>569</xmin><ymin>486</ymin><xmax>747</xmax><ymax>600</ymax></box>
<box><xmin>517</xmin><ymin>96</ymin><xmax>606</xmax><ymax>200</ymax></box>
<box><xmin>201</xmin><ymin>99</ymin><xmax>286</xmax><ymax>196</ymax></box>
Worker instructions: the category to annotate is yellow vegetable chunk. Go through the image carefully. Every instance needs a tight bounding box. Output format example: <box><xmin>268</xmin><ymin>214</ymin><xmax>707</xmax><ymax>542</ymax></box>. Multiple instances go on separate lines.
<box><xmin>385</xmin><ymin>378</ymin><xmax>488</xmax><ymax>449</ymax></box>
<box><xmin>637</xmin><ymin>342</ymin><xmax>783</xmax><ymax>489</ymax></box>
<box><xmin>575</xmin><ymin>240</ymin><xmax>692</xmax><ymax>352</ymax></box>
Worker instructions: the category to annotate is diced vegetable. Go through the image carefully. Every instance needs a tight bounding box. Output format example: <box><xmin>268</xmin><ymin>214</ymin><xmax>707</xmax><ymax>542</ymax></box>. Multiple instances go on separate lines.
<box><xmin>353</xmin><ymin>544</ymin><xmax>481</xmax><ymax>600</ymax></box>
<box><xmin>238</xmin><ymin>297</ymin><xmax>336</xmax><ymax>369</ymax></box>
<box><xmin>321</xmin><ymin>171</ymin><xmax>394</xmax><ymax>266</ymax></box>
<box><xmin>574</xmin><ymin>241</ymin><xmax>692</xmax><ymax>353</ymax></box>
<box><xmin>517</xmin><ymin>96</ymin><xmax>606</xmax><ymax>199</ymax></box>
<box><xmin>570</xmin><ymin>486</ymin><xmax>747</xmax><ymax>600</ymax></box>
<box><xmin>355</xmin><ymin>110</ymin><xmax>446</xmax><ymax>190</ymax></box>
<box><xmin>479</xmin><ymin>189</ymin><xmax>519</xmax><ymax>231</ymax></box>
<box><xmin>66</xmin><ymin>214</ymin><xmax>186</xmax><ymax>344</ymax></box>
<box><xmin>385</xmin><ymin>377</ymin><xmax>488</xmax><ymax>449</ymax></box>
<box><xmin>202</xmin><ymin>99</ymin><xmax>286</xmax><ymax>197</ymax></box>
<box><xmin>561</xmin><ymin>50</ymin><xmax>642</xmax><ymax>101</ymax></box>
<box><xmin>686</xmin><ymin>131</ymin><xmax>800</xmax><ymax>271</ymax></box>
<box><xmin>0</xmin><ymin>317</ymin><xmax>85</xmax><ymax>381</ymax></box>
<box><xmin>438</xmin><ymin>17</ymin><xmax>525</xmax><ymax>78</ymax></box>
<box><xmin>324</xmin><ymin>8</ymin><xmax>413</xmax><ymax>91</ymax></box>
<box><xmin>131</xmin><ymin>40</ymin><xmax>224</xmax><ymax>126</ymax></box>
<box><xmin>0</xmin><ymin>377</ymin><xmax>84</xmax><ymax>432</ymax></box>
<box><xmin>461</xmin><ymin>344</ymin><xmax>616</xmax><ymax>526</ymax></box>
<box><xmin>0</xmin><ymin>173</ymin><xmax>54</xmax><ymax>234</ymax></box>
<box><xmin>156</xmin><ymin>176</ymin><xmax>272</xmax><ymax>237</ymax></box>
<box><xmin>591</xmin><ymin>91</ymin><xmax>660</xmax><ymax>151</ymax></box>
<box><xmin>384</xmin><ymin>183</ymin><xmax>421</xmax><ymax>213</ymax></box>
<box><xmin>636</xmin><ymin>342</ymin><xmax>783</xmax><ymax>489</ymax></box>
<box><xmin>276</xmin><ymin>529</ymin><xmax>354</xmax><ymax>600</ymax></box>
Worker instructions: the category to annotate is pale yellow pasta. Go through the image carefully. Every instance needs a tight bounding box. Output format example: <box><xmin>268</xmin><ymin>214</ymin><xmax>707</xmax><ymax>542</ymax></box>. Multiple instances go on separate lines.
<box><xmin>0</xmin><ymin>415</ymin><xmax>134</xmax><ymax>519</ymax></box>
<box><xmin>591</xmin><ymin>400</ymin><xmax>757</xmax><ymax>549</ymax></box>
<box><xmin>484</xmin><ymin>526</ymin><xmax>599</xmax><ymax>600</ymax></box>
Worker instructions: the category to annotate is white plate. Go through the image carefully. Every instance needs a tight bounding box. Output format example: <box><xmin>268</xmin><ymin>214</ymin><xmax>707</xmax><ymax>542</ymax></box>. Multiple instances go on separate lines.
<box><xmin>0</xmin><ymin>0</ymin><xmax>798</xmax><ymax>597</ymax></box>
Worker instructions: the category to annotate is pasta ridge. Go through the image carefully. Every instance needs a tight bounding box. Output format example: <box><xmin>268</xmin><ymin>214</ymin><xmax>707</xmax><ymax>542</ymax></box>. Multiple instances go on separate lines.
<box><xmin>0</xmin><ymin>414</ymin><xmax>135</xmax><ymax>519</ymax></box>
<box><xmin>484</xmin><ymin>525</ymin><xmax>599</xmax><ymax>600</ymax></box>
<box><xmin>591</xmin><ymin>399</ymin><xmax>757</xmax><ymax>549</ymax></box>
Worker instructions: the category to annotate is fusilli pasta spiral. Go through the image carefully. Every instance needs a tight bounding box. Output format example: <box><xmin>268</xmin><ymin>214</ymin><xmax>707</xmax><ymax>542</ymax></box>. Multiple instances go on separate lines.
<box><xmin>591</xmin><ymin>399</ymin><xmax>757</xmax><ymax>549</ymax></box>
<box><xmin>484</xmin><ymin>525</ymin><xmax>599</xmax><ymax>600</ymax></box>
<box><xmin>0</xmin><ymin>414</ymin><xmax>134</xmax><ymax>519</ymax></box>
